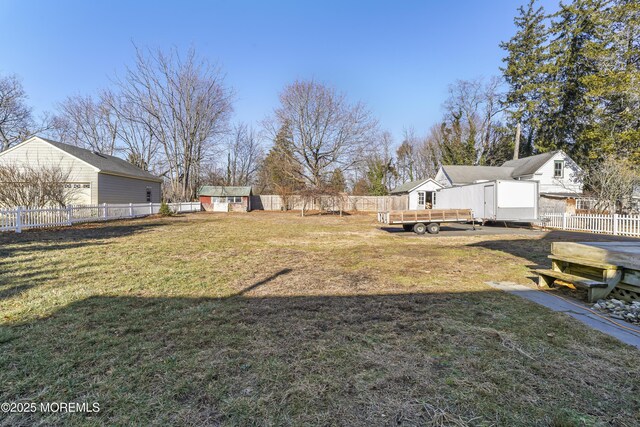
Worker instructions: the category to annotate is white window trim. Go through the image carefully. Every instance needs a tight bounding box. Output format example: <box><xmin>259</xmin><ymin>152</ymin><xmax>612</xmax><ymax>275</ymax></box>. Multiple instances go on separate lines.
<box><xmin>554</xmin><ymin>160</ymin><xmax>564</xmax><ymax>178</ymax></box>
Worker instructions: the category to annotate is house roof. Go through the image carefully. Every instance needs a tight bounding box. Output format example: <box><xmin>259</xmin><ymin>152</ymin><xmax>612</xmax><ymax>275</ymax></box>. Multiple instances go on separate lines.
<box><xmin>540</xmin><ymin>192</ymin><xmax>579</xmax><ymax>198</ymax></box>
<box><xmin>390</xmin><ymin>178</ymin><xmax>441</xmax><ymax>194</ymax></box>
<box><xmin>198</xmin><ymin>186</ymin><xmax>252</xmax><ymax>197</ymax></box>
<box><xmin>23</xmin><ymin>137</ymin><xmax>162</xmax><ymax>182</ymax></box>
<box><xmin>502</xmin><ymin>151</ymin><xmax>559</xmax><ymax>177</ymax></box>
<box><xmin>440</xmin><ymin>165</ymin><xmax>515</xmax><ymax>184</ymax></box>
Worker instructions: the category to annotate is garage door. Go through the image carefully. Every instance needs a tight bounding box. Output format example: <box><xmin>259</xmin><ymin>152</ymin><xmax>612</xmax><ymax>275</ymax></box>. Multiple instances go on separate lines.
<box><xmin>65</xmin><ymin>182</ymin><xmax>92</xmax><ymax>205</ymax></box>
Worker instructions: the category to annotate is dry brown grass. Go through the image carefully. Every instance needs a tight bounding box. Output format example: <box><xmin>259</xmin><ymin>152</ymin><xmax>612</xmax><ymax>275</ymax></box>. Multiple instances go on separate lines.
<box><xmin>0</xmin><ymin>211</ymin><xmax>639</xmax><ymax>426</ymax></box>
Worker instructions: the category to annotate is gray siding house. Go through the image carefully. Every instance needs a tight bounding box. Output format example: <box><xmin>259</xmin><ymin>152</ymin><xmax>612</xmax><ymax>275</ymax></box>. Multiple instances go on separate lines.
<box><xmin>0</xmin><ymin>136</ymin><xmax>162</xmax><ymax>205</ymax></box>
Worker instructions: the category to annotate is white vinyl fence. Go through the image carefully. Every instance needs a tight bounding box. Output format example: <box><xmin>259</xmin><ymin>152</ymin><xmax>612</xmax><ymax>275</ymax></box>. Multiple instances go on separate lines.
<box><xmin>0</xmin><ymin>202</ymin><xmax>201</xmax><ymax>233</ymax></box>
<box><xmin>537</xmin><ymin>213</ymin><xmax>640</xmax><ymax>237</ymax></box>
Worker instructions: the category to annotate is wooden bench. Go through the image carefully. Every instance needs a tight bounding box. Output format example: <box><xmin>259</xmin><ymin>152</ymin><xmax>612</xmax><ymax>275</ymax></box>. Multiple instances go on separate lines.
<box><xmin>548</xmin><ymin>255</ymin><xmax>619</xmax><ymax>271</ymax></box>
<box><xmin>534</xmin><ymin>255</ymin><xmax>623</xmax><ymax>302</ymax></box>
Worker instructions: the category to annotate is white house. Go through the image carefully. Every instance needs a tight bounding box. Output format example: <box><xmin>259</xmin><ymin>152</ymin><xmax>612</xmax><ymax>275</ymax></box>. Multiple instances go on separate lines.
<box><xmin>390</xmin><ymin>178</ymin><xmax>443</xmax><ymax>210</ymax></box>
<box><xmin>435</xmin><ymin>151</ymin><xmax>583</xmax><ymax>195</ymax></box>
<box><xmin>0</xmin><ymin>136</ymin><xmax>162</xmax><ymax>205</ymax></box>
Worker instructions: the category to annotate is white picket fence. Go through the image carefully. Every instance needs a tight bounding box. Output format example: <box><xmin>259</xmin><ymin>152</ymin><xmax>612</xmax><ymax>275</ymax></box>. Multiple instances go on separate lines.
<box><xmin>537</xmin><ymin>213</ymin><xmax>640</xmax><ymax>237</ymax></box>
<box><xmin>0</xmin><ymin>202</ymin><xmax>201</xmax><ymax>233</ymax></box>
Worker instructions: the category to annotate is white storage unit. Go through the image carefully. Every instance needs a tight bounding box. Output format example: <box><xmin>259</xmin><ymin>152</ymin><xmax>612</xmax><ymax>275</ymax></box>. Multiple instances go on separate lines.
<box><xmin>433</xmin><ymin>180</ymin><xmax>539</xmax><ymax>222</ymax></box>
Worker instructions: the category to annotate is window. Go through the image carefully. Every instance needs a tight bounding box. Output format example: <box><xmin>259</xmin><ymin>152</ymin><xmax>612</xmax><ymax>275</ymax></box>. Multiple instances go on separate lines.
<box><xmin>146</xmin><ymin>188</ymin><xmax>152</xmax><ymax>202</ymax></box>
<box><xmin>554</xmin><ymin>160</ymin><xmax>564</xmax><ymax>178</ymax></box>
<box><xmin>213</xmin><ymin>196</ymin><xmax>242</xmax><ymax>203</ymax></box>
<box><xmin>418</xmin><ymin>192</ymin><xmax>425</xmax><ymax>205</ymax></box>
<box><xmin>432</xmin><ymin>192</ymin><xmax>436</xmax><ymax>207</ymax></box>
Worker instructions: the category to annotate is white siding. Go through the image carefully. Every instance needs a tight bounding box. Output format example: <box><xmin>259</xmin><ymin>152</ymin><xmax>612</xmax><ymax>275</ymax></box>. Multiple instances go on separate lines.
<box><xmin>408</xmin><ymin>180</ymin><xmax>443</xmax><ymax>210</ymax></box>
<box><xmin>434</xmin><ymin>168</ymin><xmax>453</xmax><ymax>187</ymax></box>
<box><xmin>0</xmin><ymin>139</ymin><xmax>99</xmax><ymax>204</ymax></box>
<box><xmin>519</xmin><ymin>152</ymin><xmax>583</xmax><ymax>194</ymax></box>
<box><xmin>97</xmin><ymin>173</ymin><xmax>161</xmax><ymax>204</ymax></box>
<box><xmin>434</xmin><ymin>180</ymin><xmax>538</xmax><ymax>221</ymax></box>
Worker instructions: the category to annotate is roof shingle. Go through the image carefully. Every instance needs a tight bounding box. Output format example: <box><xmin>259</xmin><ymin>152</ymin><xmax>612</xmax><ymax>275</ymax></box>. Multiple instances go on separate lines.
<box><xmin>39</xmin><ymin>137</ymin><xmax>162</xmax><ymax>182</ymax></box>
<box><xmin>198</xmin><ymin>186</ymin><xmax>252</xmax><ymax>197</ymax></box>
<box><xmin>441</xmin><ymin>165</ymin><xmax>515</xmax><ymax>184</ymax></box>
<box><xmin>502</xmin><ymin>151</ymin><xmax>559</xmax><ymax>177</ymax></box>
<box><xmin>390</xmin><ymin>178</ymin><xmax>433</xmax><ymax>194</ymax></box>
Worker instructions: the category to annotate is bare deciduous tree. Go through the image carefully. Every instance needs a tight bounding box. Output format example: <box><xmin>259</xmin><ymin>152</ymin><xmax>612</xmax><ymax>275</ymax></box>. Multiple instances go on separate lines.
<box><xmin>440</xmin><ymin>77</ymin><xmax>506</xmax><ymax>165</ymax></box>
<box><xmin>266</xmin><ymin>80</ymin><xmax>378</xmax><ymax>189</ymax></box>
<box><xmin>0</xmin><ymin>74</ymin><xmax>35</xmax><ymax>152</ymax></box>
<box><xmin>395</xmin><ymin>127</ymin><xmax>441</xmax><ymax>184</ymax></box>
<box><xmin>584</xmin><ymin>155</ymin><xmax>640</xmax><ymax>214</ymax></box>
<box><xmin>396</xmin><ymin>129</ymin><xmax>417</xmax><ymax>183</ymax></box>
<box><xmin>102</xmin><ymin>90</ymin><xmax>160</xmax><ymax>171</ymax></box>
<box><xmin>224</xmin><ymin>123</ymin><xmax>263</xmax><ymax>186</ymax></box>
<box><xmin>0</xmin><ymin>162</ymin><xmax>79</xmax><ymax>208</ymax></box>
<box><xmin>51</xmin><ymin>94</ymin><xmax>119</xmax><ymax>155</ymax></box>
<box><xmin>115</xmin><ymin>46</ymin><xmax>234</xmax><ymax>201</ymax></box>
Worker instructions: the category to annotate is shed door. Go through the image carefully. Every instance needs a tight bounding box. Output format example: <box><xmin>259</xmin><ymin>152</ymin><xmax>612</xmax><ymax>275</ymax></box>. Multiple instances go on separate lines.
<box><xmin>213</xmin><ymin>201</ymin><xmax>229</xmax><ymax>212</ymax></box>
<box><xmin>483</xmin><ymin>185</ymin><xmax>495</xmax><ymax>219</ymax></box>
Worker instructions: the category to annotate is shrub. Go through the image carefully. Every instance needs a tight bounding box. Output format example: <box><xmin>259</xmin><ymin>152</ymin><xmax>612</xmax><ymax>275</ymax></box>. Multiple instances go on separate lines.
<box><xmin>158</xmin><ymin>202</ymin><xmax>173</xmax><ymax>217</ymax></box>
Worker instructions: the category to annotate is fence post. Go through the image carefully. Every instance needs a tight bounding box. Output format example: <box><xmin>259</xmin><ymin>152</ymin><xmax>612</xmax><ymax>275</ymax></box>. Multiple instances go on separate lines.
<box><xmin>66</xmin><ymin>206</ymin><xmax>72</xmax><ymax>226</ymax></box>
<box><xmin>149</xmin><ymin>202</ymin><xmax>153</xmax><ymax>215</ymax></box>
<box><xmin>612</xmin><ymin>213</ymin><xmax>619</xmax><ymax>235</ymax></box>
<box><xmin>103</xmin><ymin>203</ymin><xmax>108</xmax><ymax>220</ymax></box>
<box><xmin>562</xmin><ymin>212</ymin><xmax>568</xmax><ymax>230</ymax></box>
<box><xmin>15</xmin><ymin>207</ymin><xmax>22</xmax><ymax>233</ymax></box>
<box><xmin>129</xmin><ymin>203</ymin><xmax>134</xmax><ymax>218</ymax></box>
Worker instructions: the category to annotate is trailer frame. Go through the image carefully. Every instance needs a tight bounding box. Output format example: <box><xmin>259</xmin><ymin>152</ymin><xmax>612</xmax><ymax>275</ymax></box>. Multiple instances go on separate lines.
<box><xmin>377</xmin><ymin>209</ymin><xmax>475</xmax><ymax>234</ymax></box>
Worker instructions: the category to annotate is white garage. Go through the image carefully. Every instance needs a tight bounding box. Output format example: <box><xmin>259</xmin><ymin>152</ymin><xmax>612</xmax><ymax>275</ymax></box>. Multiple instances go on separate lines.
<box><xmin>0</xmin><ymin>136</ymin><xmax>162</xmax><ymax>205</ymax></box>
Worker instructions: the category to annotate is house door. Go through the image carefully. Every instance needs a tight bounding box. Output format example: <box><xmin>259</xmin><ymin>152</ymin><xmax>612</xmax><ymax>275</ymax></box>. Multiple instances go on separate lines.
<box><xmin>483</xmin><ymin>185</ymin><xmax>495</xmax><ymax>219</ymax></box>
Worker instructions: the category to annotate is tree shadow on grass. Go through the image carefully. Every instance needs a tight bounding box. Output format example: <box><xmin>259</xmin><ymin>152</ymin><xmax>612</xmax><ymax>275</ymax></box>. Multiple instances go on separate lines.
<box><xmin>1</xmin><ymin>285</ymin><xmax>638</xmax><ymax>426</ymax></box>
<box><xmin>0</xmin><ymin>271</ymin><xmax>60</xmax><ymax>301</ymax></box>
<box><xmin>0</xmin><ymin>221</ymin><xmax>165</xmax><ymax>260</ymax></box>
<box><xmin>0</xmin><ymin>283</ymin><xmax>35</xmax><ymax>301</ymax></box>
<box><xmin>0</xmin><ymin>221</ymin><xmax>166</xmax><ymax>301</ymax></box>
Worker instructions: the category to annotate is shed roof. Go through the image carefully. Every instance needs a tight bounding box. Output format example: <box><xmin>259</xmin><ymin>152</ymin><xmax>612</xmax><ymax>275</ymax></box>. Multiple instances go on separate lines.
<box><xmin>502</xmin><ymin>151</ymin><xmax>559</xmax><ymax>177</ymax></box>
<box><xmin>441</xmin><ymin>165</ymin><xmax>515</xmax><ymax>184</ymax></box>
<box><xmin>390</xmin><ymin>178</ymin><xmax>441</xmax><ymax>194</ymax></box>
<box><xmin>198</xmin><ymin>186</ymin><xmax>252</xmax><ymax>197</ymax></box>
<box><xmin>15</xmin><ymin>137</ymin><xmax>162</xmax><ymax>182</ymax></box>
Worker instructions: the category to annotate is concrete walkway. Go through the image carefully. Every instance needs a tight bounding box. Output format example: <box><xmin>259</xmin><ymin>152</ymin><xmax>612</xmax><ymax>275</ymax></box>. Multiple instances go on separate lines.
<box><xmin>486</xmin><ymin>281</ymin><xmax>640</xmax><ymax>350</ymax></box>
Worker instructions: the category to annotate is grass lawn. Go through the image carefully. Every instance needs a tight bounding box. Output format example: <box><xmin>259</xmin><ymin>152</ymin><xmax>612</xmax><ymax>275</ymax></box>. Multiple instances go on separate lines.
<box><xmin>1</xmin><ymin>212</ymin><xmax>639</xmax><ymax>426</ymax></box>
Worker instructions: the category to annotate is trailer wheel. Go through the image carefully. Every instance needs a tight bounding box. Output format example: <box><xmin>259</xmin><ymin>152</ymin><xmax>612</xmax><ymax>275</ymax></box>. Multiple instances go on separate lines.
<box><xmin>426</xmin><ymin>223</ymin><xmax>440</xmax><ymax>234</ymax></box>
<box><xmin>413</xmin><ymin>223</ymin><xmax>427</xmax><ymax>235</ymax></box>
<box><xmin>402</xmin><ymin>224</ymin><xmax>413</xmax><ymax>231</ymax></box>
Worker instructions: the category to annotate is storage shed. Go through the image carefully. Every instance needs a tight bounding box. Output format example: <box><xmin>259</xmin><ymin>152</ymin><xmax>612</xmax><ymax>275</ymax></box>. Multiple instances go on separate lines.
<box><xmin>198</xmin><ymin>186</ymin><xmax>252</xmax><ymax>212</ymax></box>
<box><xmin>390</xmin><ymin>178</ymin><xmax>443</xmax><ymax>210</ymax></box>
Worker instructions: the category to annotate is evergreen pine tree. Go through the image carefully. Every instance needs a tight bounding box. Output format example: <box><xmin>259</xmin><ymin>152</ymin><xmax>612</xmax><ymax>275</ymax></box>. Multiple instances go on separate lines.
<box><xmin>582</xmin><ymin>0</ymin><xmax>640</xmax><ymax>163</ymax></box>
<box><xmin>539</xmin><ymin>0</ymin><xmax>607</xmax><ymax>162</ymax></box>
<box><xmin>500</xmin><ymin>0</ymin><xmax>549</xmax><ymax>158</ymax></box>
<box><xmin>259</xmin><ymin>123</ymin><xmax>304</xmax><ymax>208</ymax></box>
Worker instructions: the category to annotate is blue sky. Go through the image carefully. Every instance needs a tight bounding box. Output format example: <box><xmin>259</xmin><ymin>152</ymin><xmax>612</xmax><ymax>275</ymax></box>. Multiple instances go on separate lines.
<box><xmin>0</xmin><ymin>0</ymin><xmax>558</xmax><ymax>145</ymax></box>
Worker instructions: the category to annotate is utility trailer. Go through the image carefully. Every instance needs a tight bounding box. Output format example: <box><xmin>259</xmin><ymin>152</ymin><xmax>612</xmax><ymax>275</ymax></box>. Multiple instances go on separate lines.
<box><xmin>377</xmin><ymin>209</ymin><xmax>474</xmax><ymax>234</ymax></box>
<box><xmin>433</xmin><ymin>180</ymin><xmax>539</xmax><ymax>223</ymax></box>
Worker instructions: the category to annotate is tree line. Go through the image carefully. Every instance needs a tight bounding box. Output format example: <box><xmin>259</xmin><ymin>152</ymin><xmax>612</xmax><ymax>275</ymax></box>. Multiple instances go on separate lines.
<box><xmin>1</xmin><ymin>0</ymin><xmax>638</xmax><ymax>204</ymax></box>
<box><xmin>502</xmin><ymin>0</ymin><xmax>639</xmax><ymax>164</ymax></box>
